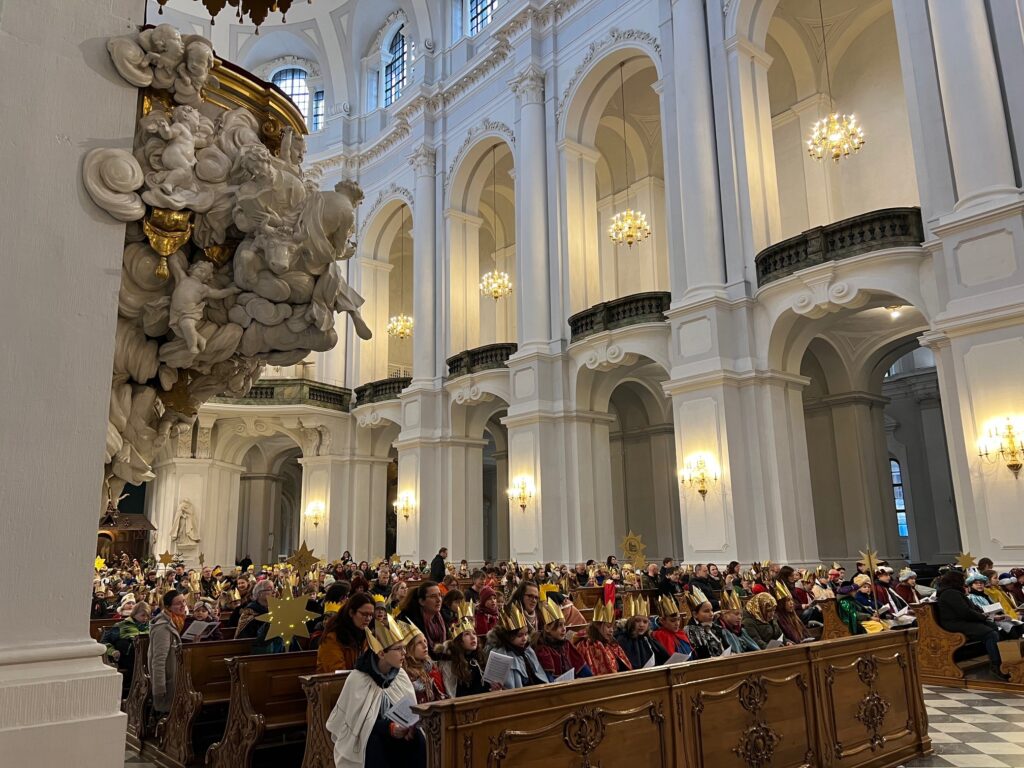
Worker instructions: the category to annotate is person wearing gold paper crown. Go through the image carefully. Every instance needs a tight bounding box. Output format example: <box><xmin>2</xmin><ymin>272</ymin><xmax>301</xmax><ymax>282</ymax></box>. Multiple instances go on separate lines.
<box><xmin>716</xmin><ymin>591</ymin><xmax>761</xmax><ymax>654</ymax></box>
<box><xmin>684</xmin><ymin>587</ymin><xmax>725</xmax><ymax>659</ymax></box>
<box><xmin>742</xmin><ymin>592</ymin><xmax>785</xmax><ymax>649</ymax></box>
<box><xmin>325</xmin><ymin>614</ymin><xmax>425</xmax><ymax>768</ymax></box>
<box><xmin>651</xmin><ymin>594</ymin><xmax>693</xmax><ymax>658</ymax></box>
<box><xmin>614</xmin><ymin>594</ymin><xmax>670</xmax><ymax>669</ymax></box>
<box><xmin>483</xmin><ymin>603</ymin><xmax>549</xmax><ymax>689</ymax></box>
<box><xmin>434</xmin><ymin>610</ymin><xmax>493</xmax><ymax>697</ymax></box>
<box><xmin>773</xmin><ymin>582</ymin><xmax>812</xmax><ymax>644</ymax></box>
<box><xmin>533</xmin><ymin>597</ymin><xmax>592</xmax><ymax>680</ymax></box>
<box><xmin>402</xmin><ymin>623</ymin><xmax>447</xmax><ymax>704</ymax></box>
<box><xmin>577</xmin><ymin>600</ymin><xmax>633</xmax><ymax>675</ymax></box>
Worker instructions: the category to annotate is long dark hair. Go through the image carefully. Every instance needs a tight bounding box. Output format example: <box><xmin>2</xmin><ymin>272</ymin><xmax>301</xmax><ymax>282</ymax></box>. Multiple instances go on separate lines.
<box><xmin>938</xmin><ymin>570</ymin><xmax>966</xmax><ymax>591</ymax></box>
<box><xmin>398</xmin><ymin>580</ymin><xmax>438</xmax><ymax>625</ymax></box>
<box><xmin>330</xmin><ymin>592</ymin><xmax>374</xmax><ymax>648</ymax></box>
<box><xmin>442</xmin><ymin>636</ymin><xmax>483</xmax><ymax>686</ymax></box>
<box><xmin>509</xmin><ymin>580</ymin><xmax>539</xmax><ymax>608</ymax></box>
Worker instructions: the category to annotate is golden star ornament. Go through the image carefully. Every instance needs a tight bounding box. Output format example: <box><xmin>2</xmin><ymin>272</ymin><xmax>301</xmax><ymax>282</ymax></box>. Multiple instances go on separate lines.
<box><xmin>158</xmin><ymin>550</ymin><xmax>175</xmax><ymax>566</ymax></box>
<box><xmin>620</xmin><ymin>530</ymin><xmax>648</xmax><ymax>570</ymax></box>
<box><xmin>286</xmin><ymin>540</ymin><xmax>319</xmax><ymax>574</ymax></box>
<box><xmin>858</xmin><ymin>549</ymin><xmax>880</xmax><ymax>574</ymax></box>
<box><xmin>254</xmin><ymin>593</ymin><xmax>319</xmax><ymax>644</ymax></box>
<box><xmin>94</xmin><ymin>556</ymin><xmax>106</xmax><ymax>571</ymax></box>
<box><xmin>955</xmin><ymin>551</ymin><xmax>976</xmax><ymax>570</ymax></box>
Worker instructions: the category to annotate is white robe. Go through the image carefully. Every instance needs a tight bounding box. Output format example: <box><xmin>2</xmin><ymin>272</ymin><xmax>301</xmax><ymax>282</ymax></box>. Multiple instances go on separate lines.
<box><xmin>325</xmin><ymin>666</ymin><xmax>416</xmax><ymax>768</ymax></box>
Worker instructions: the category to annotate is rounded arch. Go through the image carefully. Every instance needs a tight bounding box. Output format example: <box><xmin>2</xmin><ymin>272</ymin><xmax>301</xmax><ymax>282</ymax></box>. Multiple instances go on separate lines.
<box><xmin>574</xmin><ymin>352</ymin><xmax>672</xmax><ymax>416</ymax></box>
<box><xmin>446</xmin><ymin>135</ymin><xmax>514</xmax><ymax>213</ymax></box>
<box><xmin>726</xmin><ymin>0</ymin><xmax>782</xmax><ymax>46</ymax></box>
<box><xmin>360</xmin><ymin>196</ymin><xmax>413</xmax><ymax>262</ymax></box>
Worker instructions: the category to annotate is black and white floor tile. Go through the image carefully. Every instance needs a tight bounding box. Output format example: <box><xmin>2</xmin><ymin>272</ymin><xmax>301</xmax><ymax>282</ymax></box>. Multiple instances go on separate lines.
<box><xmin>123</xmin><ymin>685</ymin><xmax>1024</xmax><ymax>768</ymax></box>
<box><xmin>901</xmin><ymin>686</ymin><xmax>1024</xmax><ymax>768</ymax></box>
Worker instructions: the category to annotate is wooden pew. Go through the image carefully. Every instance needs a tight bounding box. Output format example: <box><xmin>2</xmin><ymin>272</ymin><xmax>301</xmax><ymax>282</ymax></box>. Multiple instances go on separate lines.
<box><xmin>124</xmin><ymin>635</ymin><xmax>151</xmax><ymax>753</ymax></box>
<box><xmin>205</xmin><ymin>650</ymin><xmax>317</xmax><ymax>768</ymax></box>
<box><xmin>572</xmin><ymin>586</ymin><xmax>605</xmax><ymax>608</ymax></box>
<box><xmin>299</xmin><ymin>672</ymin><xmax>350</xmax><ymax>768</ymax></box>
<box><xmin>414</xmin><ymin>630</ymin><xmax>931</xmax><ymax>768</ymax></box>
<box><xmin>91</xmin><ymin>617</ymin><xmax>114</xmax><ymax>641</ymax></box>
<box><xmin>144</xmin><ymin>638</ymin><xmax>257</xmax><ymax>767</ymax></box>
<box><xmin>821</xmin><ymin>599</ymin><xmax>853</xmax><ymax>640</ymax></box>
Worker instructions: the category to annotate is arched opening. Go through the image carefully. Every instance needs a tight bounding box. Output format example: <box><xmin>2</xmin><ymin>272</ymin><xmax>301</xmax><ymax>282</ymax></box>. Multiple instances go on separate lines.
<box><xmin>447</xmin><ymin>138</ymin><xmax>516</xmax><ymax>356</ymax></box>
<box><xmin>561</xmin><ymin>51</ymin><xmax>668</xmax><ymax>315</ymax></box>
<box><xmin>482</xmin><ymin>414</ymin><xmax>510</xmax><ymax>562</ymax></box>
<box><xmin>385</xmin><ymin>203</ymin><xmax>414</xmax><ymax>377</ymax></box>
<box><xmin>236</xmin><ymin>437</ymin><xmax>303</xmax><ymax>565</ymax></box>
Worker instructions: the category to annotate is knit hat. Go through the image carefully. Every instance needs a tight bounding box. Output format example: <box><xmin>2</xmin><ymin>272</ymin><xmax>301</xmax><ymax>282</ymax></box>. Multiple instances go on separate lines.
<box><xmin>478</xmin><ymin>586</ymin><xmax>496</xmax><ymax>606</ymax></box>
<box><xmin>898</xmin><ymin>568</ymin><xmax>917</xmax><ymax>582</ymax></box>
<box><xmin>965</xmin><ymin>571</ymin><xmax>987</xmax><ymax>586</ymax></box>
<box><xmin>837</xmin><ymin>585</ymin><xmax>857</xmax><ymax>595</ymax></box>
<box><xmin>853</xmin><ymin>574</ymin><xmax>872</xmax><ymax>587</ymax></box>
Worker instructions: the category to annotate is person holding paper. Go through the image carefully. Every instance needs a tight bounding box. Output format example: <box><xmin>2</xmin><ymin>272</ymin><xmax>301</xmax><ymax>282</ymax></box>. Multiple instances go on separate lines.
<box><xmin>716</xmin><ymin>605</ymin><xmax>762</xmax><ymax>654</ymax></box>
<box><xmin>325</xmin><ymin>613</ymin><xmax>424</xmax><ymax>768</ymax></box>
<box><xmin>967</xmin><ymin>571</ymin><xmax>1024</xmax><ymax>639</ymax></box>
<box><xmin>836</xmin><ymin>585</ymin><xmax>885</xmax><ymax>635</ymax></box>
<box><xmin>434</xmin><ymin>621</ymin><xmax>492</xmax><ymax>697</ymax></box>
<box><xmin>483</xmin><ymin>603</ymin><xmax>549</xmax><ymax>689</ymax></box>
<box><xmin>684</xmin><ymin>588</ymin><xmax>725</xmax><ymax>660</ymax></box>
<box><xmin>651</xmin><ymin>595</ymin><xmax>693</xmax><ymax>658</ymax></box>
<box><xmin>181</xmin><ymin>598</ymin><xmax>223</xmax><ymax>641</ymax></box>
<box><xmin>614</xmin><ymin>594</ymin><xmax>670</xmax><ymax>669</ymax></box>
<box><xmin>894</xmin><ymin>569</ymin><xmax>921</xmax><ymax>606</ymax></box>
<box><xmin>533</xmin><ymin>598</ymin><xmax>592</xmax><ymax>680</ymax></box>
<box><xmin>577</xmin><ymin>600</ymin><xmax>633</xmax><ymax>675</ymax></box>
<box><xmin>741</xmin><ymin>593</ymin><xmax>785</xmax><ymax>649</ymax></box>
<box><xmin>935</xmin><ymin>570</ymin><xmax>1009</xmax><ymax>681</ymax></box>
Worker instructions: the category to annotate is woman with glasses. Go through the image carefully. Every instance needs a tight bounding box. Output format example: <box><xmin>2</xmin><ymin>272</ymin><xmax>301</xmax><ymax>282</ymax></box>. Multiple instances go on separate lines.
<box><xmin>316</xmin><ymin>592</ymin><xmax>375</xmax><ymax>673</ymax></box>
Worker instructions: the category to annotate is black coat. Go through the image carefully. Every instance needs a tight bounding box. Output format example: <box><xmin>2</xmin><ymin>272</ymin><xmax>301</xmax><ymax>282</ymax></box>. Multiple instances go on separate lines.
<box><xmin>430</xmin><ymin>554</ymin><xmax>446</xmax><ymax>582</ymax></box>
<box><xmin>935</xmin><ymin>585</ymin><xmax>996</xmax><ymax>640</ymax></box>
<box><xmin>689</xmin><ymin>577</ymin><xmax>720</xmax><ymax>610</ymax></box>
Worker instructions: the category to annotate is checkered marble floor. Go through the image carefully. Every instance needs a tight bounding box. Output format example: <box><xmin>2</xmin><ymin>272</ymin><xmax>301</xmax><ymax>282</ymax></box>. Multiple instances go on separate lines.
<box><xmin>123</xmin><ymin>685</ymin><xmax>1024</xmax><ymax>768</ymax></box>
<box><xmin>900</xmin><ymin>686</ymin><xmax>1024</xmax><ymax>768</ymax></box>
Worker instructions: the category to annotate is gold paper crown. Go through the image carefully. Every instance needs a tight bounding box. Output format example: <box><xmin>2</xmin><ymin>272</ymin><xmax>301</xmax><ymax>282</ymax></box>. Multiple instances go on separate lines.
<box><xmin>686</xmin><ymin>586</ymin><xmax>709</xmax><ymax>610</ymax></box>
<box><xmin>498</xmin><ymin>602</ymin><xmax>529</xmax><ymax>632</ymax></box>
<box><xmin>620</xmin><ymin>593</ymin><xmax>640</xmax><ymax>620</ymax></box>
<box><xmin>403</xmin><ymin>620</ymin><xmax>424</xmax><ymax>645</ymax></box>
<box><xmin>538</xmin><ymin>597</ymin><xmax>563</xmax><ymax>626</ymax></box>
<box><xmin>720</xmin><ymin>589</ymin><xmax>742</xmax><ymax>611</ymax></box>
<box><xmin>448</xmin><ymin>600</ymin><xmax>476</xmax><ymax>640</ymax></box>
<box><xmin>831</xmin><ymin>562</ymin><xmax>842</xmax><ymax>571</ymax></box>
<box><xmin>372</xmin><ymin>594</ymin><xmax>386</xmax><ymax>605</ymax></box>
<box><xmin>656</xmin><ymin>595</ymin><xmax>680</xmax><ymax>618</ymax></box>
<box><xmin>592</xmin><ymin>599</ymin><xmax>616</xmax><ymax>623</ymax></box>
<box><xmin>365</xmin><ymin>613</ymin><xmax>413</xmax><ymax>653</ymax></box>
<box><xmin>742</xmin><ymin>570</ymin><xmax>756</xmax><ymax>582</ymax></box>
<box><xmin>815</xmin><ymin>564</ymin><xmax>826</xmax><ymax>579</ymax></box>
<box><xmin>323</xmin><ymin>601</ymin><xmax>343</xmax><ymax>615</ymax></box>
<box><xmin>773</xmin><ymin>581</ymin><xmax>792</xmax><ymax>601</ymax></box>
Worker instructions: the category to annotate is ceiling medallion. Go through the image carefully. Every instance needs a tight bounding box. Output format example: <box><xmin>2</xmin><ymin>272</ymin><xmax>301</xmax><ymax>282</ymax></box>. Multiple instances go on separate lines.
<box><xmin>156</xmin><ymin>1</ymin><xmax>309</xmax><ymax>33</ymax></box>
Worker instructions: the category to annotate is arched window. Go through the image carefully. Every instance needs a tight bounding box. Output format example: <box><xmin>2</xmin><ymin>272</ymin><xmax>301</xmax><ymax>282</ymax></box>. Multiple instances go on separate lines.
<box><xmin>272</xmin><ymin>67</ymin><xmax>311</xmax><ymax>120</ymax></box>
<box><xmin>890</xmin><ymin>459</ymin><xmax>909</xmax><ymax>537</ymax></box>
<box><xmin>468</xmin><ymin>0</ymin><xmax>497</xmax><ymax>35</ymax></box>
<box><xmin>383</xmin><ymin>27</ymin><xmax>407</xmax><ymax>108</ymax></box>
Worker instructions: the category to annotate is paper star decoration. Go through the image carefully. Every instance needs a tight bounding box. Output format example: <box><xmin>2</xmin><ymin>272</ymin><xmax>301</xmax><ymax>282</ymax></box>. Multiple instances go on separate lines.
<box><xmin>620</xmin><ymin>530</ymin><xmax>648</xmax><ymax>570</ymax></box>
<box><xmin>955</xmin><ymin>551</ymin><xmax>976</xmax><ymax>570</ymax></box>
<box><xmin>158</xmin><ymin>551</ymin><xmax>175</xmax><ymax>566</ymax></box>
<box><xmin>286</xmin><ymin>540</ymin><xmax>319</xmax><ymax>574</ymax></box>
<box><xmin>95</xmin><ymin>556</ymin><xmax>106</xmax><ymax>571</ymax></box>
<box><xmin>858</xmin><ymin>549</ymin><xmax>880</xmax><ymax>574</ymax></box>
<box><xmin>254</xmin><ymin>593</ymin><xmax>319</xmax><ymax>644</ymax></box>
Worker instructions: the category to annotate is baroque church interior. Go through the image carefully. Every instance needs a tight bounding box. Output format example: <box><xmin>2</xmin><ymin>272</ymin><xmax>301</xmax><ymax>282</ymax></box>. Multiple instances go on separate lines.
<box><xmin>2</xmin><ymin>0</ymin><xmax>1024</xmax><ymax>766</ymax></box>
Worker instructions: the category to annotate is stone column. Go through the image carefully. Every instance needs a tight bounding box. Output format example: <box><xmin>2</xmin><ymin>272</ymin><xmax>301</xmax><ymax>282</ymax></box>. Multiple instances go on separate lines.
<box><xmin>672</xmin><ymin>0</ymin><xmax>729</xmax><ymax>297</ymax></box>
<box><xmin>299</xmin><ymin>455</ymin><xmax>349</xmax><ymax>559</ymax></box>
<box><xmin>351</xmin><ymin>255</ymin><xmax>393</xmax><ymax>384</ymax></box>
<box><xmin>510</xmin><ymin>65</ymin><xmax>552</xmax><ymax>347</ymax></box>
<box><xmin>238</xmin><ymin>473</ymin><xmax>283</xmax><ymax>565</ymax></box>
<box><xmin>409</xmin><ymin>144</ymin><xmax>438</xmax><ymax>382</ymax></box>
<box><xmin>445</xmin><ymin>208</ymin><xmax>483</xmax><ymax>355</ymax></box>
<box><xmin>559</xmin><ymin>139</ymin><xmax>602</xmax><ymax>313</ymax></box>
<box><xmin>927</xmin><ymin>0</ymin><xmax>1019</xmax><ymax>213</ymax></box>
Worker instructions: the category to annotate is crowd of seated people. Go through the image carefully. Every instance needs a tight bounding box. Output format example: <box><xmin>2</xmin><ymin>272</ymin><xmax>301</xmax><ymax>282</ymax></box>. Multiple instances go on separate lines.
<box><xmin>92</xmin><ymin>547</ymin><xmax>1024</xmax><ymax>766</ymax></box>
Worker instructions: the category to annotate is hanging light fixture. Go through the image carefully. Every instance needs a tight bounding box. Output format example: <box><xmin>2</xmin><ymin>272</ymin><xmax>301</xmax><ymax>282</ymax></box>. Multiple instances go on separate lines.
<box><xmin>608</xmin><ymin>62</ymin><xmax>651</xmax><ymax>248</ymax></box>
<box><xmin>386</xmin><ymin>206</ymin><xmax>414</xmax><ymax>339</ymax></box>
<box><xmin>806</xmin><ymin>0</ymin><xmax>865</xmax><ymax>162</ymax></box>
<box><xmin>479</xmin><ymin>144</ymin><xmax>513</xmax><ymax>301</ymax></box>
<box><xmin>155</xmin><ymin>0</ymin><xmax>303</xmax><ymax>33</ymax></box>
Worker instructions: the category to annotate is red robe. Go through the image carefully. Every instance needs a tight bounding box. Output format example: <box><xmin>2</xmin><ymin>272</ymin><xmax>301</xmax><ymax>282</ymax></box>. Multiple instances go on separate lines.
<box><xmin>576</xmin><ymin>639</ymin><xmax>632</xmax><ymax>676</ymax></box>
<box><xmin>534</xmin><ymin>639</ymin><xmax>589</xmax><ymax>678</ymax></box>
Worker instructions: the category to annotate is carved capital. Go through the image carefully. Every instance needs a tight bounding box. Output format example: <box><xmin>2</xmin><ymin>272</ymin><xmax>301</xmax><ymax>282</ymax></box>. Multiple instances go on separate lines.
<box><xmin>510</xmin><ymin>65</ymin><xmax>545</xmax><ymax>104</ymax></box>
<box><xmin>409</xmin><ymin>144</ymin><xmax>436</xmax><ymax>176</ymax></box>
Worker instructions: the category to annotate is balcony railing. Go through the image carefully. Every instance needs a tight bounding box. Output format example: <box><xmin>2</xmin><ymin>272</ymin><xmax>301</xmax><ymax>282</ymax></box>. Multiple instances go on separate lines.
<box><xmin>354</xmin><ymin>375</ymin><xmax>412</xmax><ymax>405</ymax></box>
<box><xmin>211</xmin><ymin>378</ymin><xmax>352</xmax><ymax>412</ymax></box>
<box><xmin>755</xmin><ymin>206</ymin><xmax>924</xmax><ymax>287</ymax></box>
<box><xmin>568</xmin><ymin>291</ymin><xmax>672</xmax><ymax>344</ymax></box>
<box><xmin>446</xmin><ymin>342</ymin><xmax>518</xmax><ymax>378</ymax></box>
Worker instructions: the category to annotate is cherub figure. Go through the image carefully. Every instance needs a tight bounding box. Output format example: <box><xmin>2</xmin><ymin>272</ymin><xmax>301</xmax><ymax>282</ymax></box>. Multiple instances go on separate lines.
<box><xmin>140</xmin><ymin>24</ymin><xmax>185</xmax><ymax>90</ymax></box>
<box><xmin>174</xmin><ymin>37</ymin><xmax>216</xmax><ymax>106</ymax></box>
<box><xmin>168</xmin><ymin>253</ymin><xmax>240</xmax><ymax>355</ymax></box>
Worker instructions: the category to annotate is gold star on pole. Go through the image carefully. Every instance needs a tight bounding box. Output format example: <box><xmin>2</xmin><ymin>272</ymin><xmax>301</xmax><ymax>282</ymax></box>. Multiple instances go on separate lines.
<box><xmin>254</xmin><ymin>593</ymin><xmax>319</xmax><ymax>644</ymax></box>
<box><xmin>620</xmin><ymin>530</ymin><xmax>648</xmax><ymax>570</ymax></box>
<box><xmin>286</xmin><ymin>540</ymin><xmax>319</xmax><ymax>574</ymax></box>
<box><xmin>955</xmin><ymin>551</ymin><xmax>976</xmax><ymax>570</ymax></box>
<box><xmin>858</xmin><ymin>549</ymin><xmax>880</xmax><ymax>574</ymax></box>
<box><xmin>95</xmin><ymin>556</ymin><xmax>106</xmax><ymax>571</ymax></box>
<box><xmin>158</xmin><ymin>550</ymin><xmax>175</xmax><ymax>566</ymax></box>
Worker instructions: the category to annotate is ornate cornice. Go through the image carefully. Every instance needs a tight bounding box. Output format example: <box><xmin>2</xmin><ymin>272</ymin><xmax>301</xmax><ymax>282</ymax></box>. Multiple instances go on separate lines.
<box><xmin>359</xmin><ymin>183</ymin><xmax>414</xmax><ymax>234</ymax></box>
<box><xmin>509</xmin><ymin>64</ymin><xmax>545</xmax><ymax>104</ymax></box>
<box><xmin>371</xmin><ymin>9</ymin><xmax>409</xmax><ymax>54</ymax></box>
<box><xmin>252</xmin><ymin>55</ymin><xmax>321</xmax><ymax>80</ymax></box>
<box><xmin>555</xmin><ymin>28</ymin><xmax>662</xmax><ymax>127</ymax></box>
<box><xmin>409</xmin><ymin>143</ymin><xmax>436</xmax><ymax>176</ymax></box>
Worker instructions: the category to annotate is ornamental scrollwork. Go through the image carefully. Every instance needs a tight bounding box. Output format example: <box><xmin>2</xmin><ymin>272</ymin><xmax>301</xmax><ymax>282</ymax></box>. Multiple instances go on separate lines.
<box><xmin>734</xmin><ymin>721</ymin><xmax>782</xmax><ymax>768</ymax></box>
<box><xmin>563</xmin><ymin>706</ymin><xmax>607</xmax><ymax>765</ymax></box>
<box><xmin>737</xmin><ymin>676</ymin><xmax>768</xmax><ymax>714</ymax></box>
<box><xmin>856</xmin><ymin>691</ymin><xmax>891</xmax><ymax>751</ymax></box>
<box><xmin>856</xmin><ymin>656</ymin><xmax>879</xmax><ymax>686</ymax></box>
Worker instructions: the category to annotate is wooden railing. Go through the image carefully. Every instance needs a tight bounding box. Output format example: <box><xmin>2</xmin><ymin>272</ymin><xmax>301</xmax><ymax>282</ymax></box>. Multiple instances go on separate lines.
<box><xmin>416</xmin><ymin>630</ymin><xmax>930</xmax><ymax>768</ymax></box>
<box><xmin>568</xmin><ymin>291</ymin><xmax>671</xmax><ymax>343</ymax></box>
<box><xmin>211</xmin><ymin>378</ymin><xmax>352</xmax><ymax>412</ymax></box>
<box><xmin>353</xmin><ymin>375</ymin><xmax>412</xmax><ymax>404</ymax></box>
<box><xmin>446</xmin><ymin>342</ymin><xmax>518</xmax><ymax>378</ymax></box>
<box><xmin>755</xmin><ymin>206</ymin><xmax>924</xmax><ymax>287</ymax></box>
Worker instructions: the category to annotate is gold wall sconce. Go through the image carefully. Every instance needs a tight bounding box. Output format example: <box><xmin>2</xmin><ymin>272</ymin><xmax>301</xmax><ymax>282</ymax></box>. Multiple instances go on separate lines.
<box><xmin>679</xmin><ymin>454</ymin><xmax>720</xmax><ymax>499</ymax></box>
<box><xmin>979</xmin><ymin>418</ymin><xmax>1024</xmax><ymax>478</ymax></box>
<box><xmin>507</xmin><ymin>477</ymin><xmax>535</xmax><ymax>512</ymax></box>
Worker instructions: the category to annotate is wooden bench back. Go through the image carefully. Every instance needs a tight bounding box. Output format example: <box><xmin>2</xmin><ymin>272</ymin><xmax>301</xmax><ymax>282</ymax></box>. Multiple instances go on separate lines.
<box><xmin>300</xmin><ymin>672</ymin><xmax>351</xmax><ymax>768</ymax></box>
<box><xmin>415</xmin><ymin>630</ymin><xmax>931</xmax><ymax>768</ymax></box>
<box><xmin>236</xmin><ymin>650</ymin><xmax>317</xmax><ymax>728</ymax></box>
<box><xmin>912</xmin><ymin>602</ymin><xmax>966</xmax><ymax>683</ymax></box>
<box><xmin>90</xmin><ymin>618</ymin><xmax>113</xmax><ymax>641</ymax></box>
<box><xmin>573</xmin><ymin>587</ymin><xmax>605</xmax><ymax>608</ymax></box>
<box><xmin>183</xmin><ymin>637</ymin><xmax>256</xmax><ymax>701</ymax></box>
<box><xmin>820</xmin><ymin>598</ymin><xmax>852</xmax><ymax>640</ymax></box>
<box><xmin>124</xmin><ymin>635</ymin><xmax>150</xmax><ymax>752</ymax></box>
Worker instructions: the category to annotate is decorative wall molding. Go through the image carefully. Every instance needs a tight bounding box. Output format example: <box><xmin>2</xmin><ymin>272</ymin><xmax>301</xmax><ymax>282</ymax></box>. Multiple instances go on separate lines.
<box><xmin>444</xmin><ymin>119</ymin><xmax>515</xmax><ymax>197</ymax></box>
<box><xmin>359</xmin><ymin>183</ymin><xmax>414</xmax><ymax>235</ymax></box>
<box><xmin>252</xmin><ymin>55</ymin><xmax>321</xmax><ymax>80</ymax></box>
<box><xmin>370</xmin><ymin>9</ymin><xmax>408</xmax><ymax>55</ymax></box>
<box><xmin>555</xmin><ymin>28</ymin><xmax>663</xmax><ymax>128</ymax></box>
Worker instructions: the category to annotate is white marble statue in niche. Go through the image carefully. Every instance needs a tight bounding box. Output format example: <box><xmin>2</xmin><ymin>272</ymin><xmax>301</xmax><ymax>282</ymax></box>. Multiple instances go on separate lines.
<box><xmin>171</xmin><ymin>498</ymin><xmax>201</xmax><ymax>544</ymax></box>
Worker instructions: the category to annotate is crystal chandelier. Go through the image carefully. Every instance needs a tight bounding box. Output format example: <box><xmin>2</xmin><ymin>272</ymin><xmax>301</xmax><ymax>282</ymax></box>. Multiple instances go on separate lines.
<box><xmin>479</xmin><ymin>146</ymin><xmax>514</xmax><ymax>301</ymax></box>
<box><xmin>806</xmin><ymin>0</ymin><xmax>865</xmax><ymax>163</ymax></box>
<box><xmin>480</xmin><ymin>270</ymin><xmax>513</xmax><ymax>300</ymax></box>
<box><xmin>386</xmin><ymin>206</ymin><xmax>413</xmax><ymax>339</ymax></box>
<box><xmin>156</xmin><ymin>0</ymin><xmax>306</xmax><ymax>32</ymax></box>
<box><xmin>609</xmin><ymin>62</ymin><xmax>651</xmax><ymax>248</ymax></box>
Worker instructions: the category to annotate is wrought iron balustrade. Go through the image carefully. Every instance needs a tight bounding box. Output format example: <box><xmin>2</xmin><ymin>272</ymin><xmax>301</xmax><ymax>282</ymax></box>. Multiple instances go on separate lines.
<box><xmin>568</xmin><ymin>291</ymin><xmax>671</xmax><ymax>343</ymax></box>
<box><xmin>446</xmin><ymin>342</ymin><xmax>518</xmax><ymax>378</ymax></box>
<box><xmin>211</xmin><ymin>378</ymin><xmax>352</xmax><ymax>412</ymax></box>
<box><xmin>354</xmin><ymin>376</ymin><xmax>412</xmax><ymax>404</ymax></box>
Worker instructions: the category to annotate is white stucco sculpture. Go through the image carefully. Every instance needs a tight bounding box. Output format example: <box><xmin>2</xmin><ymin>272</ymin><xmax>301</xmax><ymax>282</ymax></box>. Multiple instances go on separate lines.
<box><xmin>170</xmin><ymin>498</ymin><xmax>201</xmax><ymax>544</ymax></box>
<box><xmin>85</xmin><ymin>27</ymin><xmax>369</xmax><ymax>503</ymax></box>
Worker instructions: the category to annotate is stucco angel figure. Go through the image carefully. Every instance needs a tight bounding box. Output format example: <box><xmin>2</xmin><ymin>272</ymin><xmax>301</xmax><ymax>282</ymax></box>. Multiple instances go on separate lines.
<box><xmin>173</xmin><ymin>37</ymin><xmax>216</xmax><ymax>105</ymax></box>
<box><xmin>168</xmin><ymin>252</ymin><xmax>240</xmax><ymax>354</ymax></box>
<box><xmin>140</xmin><ymin>106</ymin><xmax>216</xmax><ymax>210</ymax></box>
<box><xmin>171</xmin><ymin>499</ymin><xmax>201</xmax><ymax>544</ymax></box>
